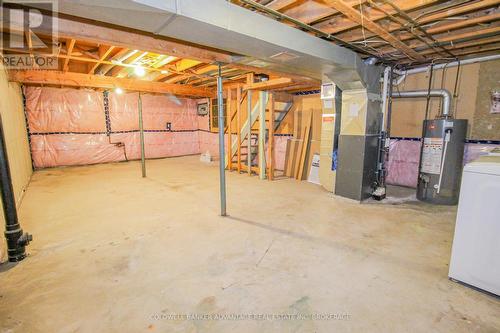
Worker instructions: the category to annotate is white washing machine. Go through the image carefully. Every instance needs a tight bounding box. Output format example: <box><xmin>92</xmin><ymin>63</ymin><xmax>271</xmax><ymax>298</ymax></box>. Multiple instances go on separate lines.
<box><xmin>449</xmin><ymin>155</ymin><xmax>500</xmax><ymax>296</ymax></box>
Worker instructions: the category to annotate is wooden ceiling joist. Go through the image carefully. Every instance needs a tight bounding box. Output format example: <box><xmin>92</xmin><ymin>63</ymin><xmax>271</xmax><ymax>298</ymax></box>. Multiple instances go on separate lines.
<box><xmin>321</xmin><ymin>0</ymin><xmax>425</xmax><ymax>60</ymax></box>
<box><xmin>63</xmin><ymin>39</ymin><xmax>75</xmax><ymax>72</ymax></box>
<box><xmin>4</xmin><ymin>13</ymin><xmax>231</xmax><ymax>64</ymax></box>
<box><xmin>313</xmin><ymin>0</ymin><xmax>440</xmax><ymax>35</ymax></box>
<box><xmin>341</xmin><ymin>8</ymin><xmax>500</xmax><ymax>43</ymax></box>
<box><xmin>281</xmin><ymin>0</ymin><xmax>372</xmax><ymax>25</ymax></box>
<box><xmin>164</xmin><ymin>64</ymin><xmax>219</xmax><ymax>84</ymax></box>
<box><xmin>381</xmin><ymin>25</ymin><xmax>500</xmax><ymax>55</ymax></box>
<box><xmin>243</xmin><ymin>77</ymin><xmax>294</xmax><ymax>90</ymax></box>
<box><xmin>155</xmin><ymin>59</ymin><xmax>202</xmax><ymax>82</ymax></box>
<box><xmin>419</xmin><ymin>36</ymin><xmax>500</xmax><ymax>56</ymax></box>
<box><xmin>417</xmin><ymin>0</ymin><xmax>500</xmax><ymax>25</ymax></box>
<box><xmin>267</xmin><ymin>0</ymin><xmax>302</xmax><ymax>11</ymax></box>
<box><xmin>8</xmin><ymin>70</ymin><xmax>215</xmax><ymax>98</ymax></box>
<box><xmin>88</xmin><ymin>45</ymin><xmax>115</xmax><ymax>74</ymax></box>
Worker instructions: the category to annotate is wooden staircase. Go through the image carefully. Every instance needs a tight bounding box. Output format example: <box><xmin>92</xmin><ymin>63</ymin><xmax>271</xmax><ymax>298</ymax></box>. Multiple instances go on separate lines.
<box><xmin>224</xmin><ymin>85</ymin><xmax>293</xmax><ymax>179</ymax></box>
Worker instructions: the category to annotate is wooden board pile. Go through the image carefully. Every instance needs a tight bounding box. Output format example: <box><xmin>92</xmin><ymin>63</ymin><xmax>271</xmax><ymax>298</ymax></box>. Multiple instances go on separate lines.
<box><xmin>284</xmin><ymin>95</ymin><xmax>322</xmax><ymax>180</ymax></box>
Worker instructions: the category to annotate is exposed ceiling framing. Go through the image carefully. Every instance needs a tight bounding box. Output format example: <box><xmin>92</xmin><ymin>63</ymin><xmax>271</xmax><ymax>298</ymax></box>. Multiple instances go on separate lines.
<box><xmin>233</xmin><ymin>0</ymin><xmax>500</xmax><ymax>67</ymax></box>
<box><xmin>2</xmin><ymin>6</ymin><xmax>320</xmax><ymax>96</ymax></box>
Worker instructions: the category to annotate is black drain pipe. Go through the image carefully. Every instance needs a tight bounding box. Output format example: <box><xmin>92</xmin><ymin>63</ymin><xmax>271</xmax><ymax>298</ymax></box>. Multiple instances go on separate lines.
<box><xmin>0</xmin><ymin>115</ymin><xmax>32</xmax><ymax>262</ymax></box>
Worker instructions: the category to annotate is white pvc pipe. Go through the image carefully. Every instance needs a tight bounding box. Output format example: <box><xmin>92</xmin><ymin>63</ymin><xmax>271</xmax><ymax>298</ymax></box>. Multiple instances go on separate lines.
<box><xmin>390</xmin><ymin>54</ymin><xmax>500</xmax><ymax>85</ymax></box>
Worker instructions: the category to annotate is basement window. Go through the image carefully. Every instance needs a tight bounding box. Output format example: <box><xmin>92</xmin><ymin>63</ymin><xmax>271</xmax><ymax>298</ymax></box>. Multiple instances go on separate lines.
<box><xmin>210</xmin><ymin>98</ymin><xmax>227</xmax><ymax>132</ymax></box>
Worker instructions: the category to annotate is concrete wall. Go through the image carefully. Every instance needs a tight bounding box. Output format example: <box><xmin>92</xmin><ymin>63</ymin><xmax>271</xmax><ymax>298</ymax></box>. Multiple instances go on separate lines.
<box><xmin>0</xmin><ymin>65</ymin><xmax>33</xmax><ymax>263</ymax></box>
<box><xmin>391</xmin><ymin>59</ymin><xmax>500</xmax><ymax>140</ymax></box>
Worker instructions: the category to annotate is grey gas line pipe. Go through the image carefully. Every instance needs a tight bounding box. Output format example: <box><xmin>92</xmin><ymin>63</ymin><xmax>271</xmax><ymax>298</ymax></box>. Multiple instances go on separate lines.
<box><xmin>217</xmin><ymin>64</ymin><xmax>227</xmax><ymax>217</ymax></box>
<box><xmin>391</xmin><ymin>89</ymin><xmax>452</xmax><ymax>117</ymax></box>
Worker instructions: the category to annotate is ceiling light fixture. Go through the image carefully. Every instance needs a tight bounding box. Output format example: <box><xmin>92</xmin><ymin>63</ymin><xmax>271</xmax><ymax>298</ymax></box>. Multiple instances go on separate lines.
<box><xmin>134</xmin><ymin>66</ymin><xmax>146</xmax><ymax>77</ymax></box>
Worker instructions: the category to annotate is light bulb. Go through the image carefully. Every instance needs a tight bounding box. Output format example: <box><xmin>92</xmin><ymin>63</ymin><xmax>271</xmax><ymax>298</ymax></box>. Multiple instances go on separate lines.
<box><xmin>134</xmin><ymin>66</ymin><xmax>146</xmax><ymax>77</ymax></box>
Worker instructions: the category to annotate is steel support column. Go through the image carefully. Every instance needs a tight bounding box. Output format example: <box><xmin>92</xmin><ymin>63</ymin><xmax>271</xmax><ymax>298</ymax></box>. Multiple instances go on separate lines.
<box><xmin>217</xmin><ymin>64</ymin><xmax>227</xmax><ymax>216</ymax></box>
<box><xmin>138</xmin><ymin>93</ymin><xmax>146</xmax><ymax>178</ymax></box>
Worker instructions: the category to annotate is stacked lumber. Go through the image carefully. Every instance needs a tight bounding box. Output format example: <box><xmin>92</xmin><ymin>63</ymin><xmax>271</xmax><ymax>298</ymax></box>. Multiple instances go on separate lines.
<box><xmin>284</xmin><ymin>94</ymin><xmax>322</xmax><ymax>180</ymax></box>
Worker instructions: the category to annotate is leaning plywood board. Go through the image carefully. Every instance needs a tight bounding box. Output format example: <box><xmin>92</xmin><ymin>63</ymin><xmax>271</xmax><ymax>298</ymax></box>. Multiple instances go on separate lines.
<box><xmin>287</xmin><ymin>139</ymin><xmax>301</xmax><ymax>177</ymax></box>
<box><xmin>296</xmin><ymin>110</ymin><xmax>312</xmax><ymax>180</ymax></box>
<box><xmin>284</xmin><ymin>138</ymin><xmax>292</xmax><ymax>175</ymax></box>
<box><xmin>303</xmin><ymin>106</ymin><xmax>322</xmax><ymax>180</ymax></box>
<box><xmin>294</xmin><ymin>128</ymin><xmax>307</xmax><ymax>179</ymax></box>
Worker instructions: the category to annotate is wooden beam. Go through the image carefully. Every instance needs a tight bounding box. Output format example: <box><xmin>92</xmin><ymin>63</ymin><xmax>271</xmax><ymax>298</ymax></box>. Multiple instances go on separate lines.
<box><xmin>425</xmin><ymin>43</ymin><xmax>500</xmax><ymax>57</ymax></box>
<box><xmin>236</xmin><ymin>85</ymin><xmax>242</xmax><ymax>173</ymax></box>
<box><xmin>314</xmin><ymin>0</ymin><xmax>440</xmax><ymax>34</ymax></box>
<box><xmin>353</xmin><ymin>12</ymin><xmax>500</xmax><ymax>44</ymax></box>
<box><xmin>258</xmin><ymin>91</ymin><xmax>267</xmax><ymax>180</ymax></box>
<box><xmin>267</xmin><ymin>0</ymin><xmax>303</xmax><ymax>11</ymax></box>
<box><xmin>418</xmin><ymin>36</ymin><xmax>500</xmax><ymax>56</ymax></box>
<box><xmin>419</xmin><ymin>0</ymin><xmax>500</xmax><ymax>25</ymax></box>
<box><xmin>24</xmin><ymin>30</ymin><xmax>38</xmax><ymax>69</ymax></box>
<box><xmin>246</xmin><ymin>73</ymin><xmax>254</xmax><ymax>176</ymax></box>
<box><xmin>281</xmin><ymin>0</ymin><xmax>369</xmax><ymax>25</ymax></box>
<box><xmin>227</xmin><ymin>87</ymin><xmax>233</xmax><ymax>171</ymax></box>
<box><xmin>88</xmin><ymin>45</ymin><xmax>115</xmax><ymax>74</ymax></box>
<box><xmin>243</xmin><ymin>78</ymin><xmax>295</xmax><ymax>91</ymax></box>
<box><xmin>167</xmin><ymin>64</ymin><xmax>220</xmax><ymax>85</ymax></box>
<box><xmin>321</xmin><ymin>0</ymin><xmax>424</xmax><ymax>61</ymax></box>
<box><xmin>342</xmin><ymin>8</ymin><xmax>500</xmax><ymax>43</ymax></box>
<box><xmin>2</xmin><ymin>48</ymin><xmax>213</xmax><ymax>80</ymax></box>
<box><xmin>72</xmin><ymin>45</ymin><xmax>99</xmax><ymax>60</ymax></box>
<box><xmin>111</xmin><ymin>51</ymin><xmax>148</xmax><ymax>77</ymax></box>
<box><xmin>8</xmin><ymin>70</ymin><xmax>215</xmax><ymax>98</ymax></box>
<box><xmin>231</xmin><ymin>63</ymin><xmax>320</xmax><ymax>87</ymax></box>
<box><xmin>63</xmin><ymin>39</ymin><xmax>76</xmax><ymax>72</ymax></box>
<box><xmin>268</xmin><ymin>93</ymin><xmax>275</xmax><ymax>181</ymax></box>
<box><xmin>380</xmin><ymin>26</ymin><xmax>500</xmax><ymax>55</ymax></box>
<box><xmin>424</xmin><ymin>13</ymin><xmax>500</xmax><ymax>35</ymax></box>
<box><xmin>160</xmin><ymin>59</ymin><xmax>203</xmax><ymax>83</ymax></box>
<box><xmin>3</xmin><ymin>12</ymin><xmax>231</xmax><ymax>64</ymax></box>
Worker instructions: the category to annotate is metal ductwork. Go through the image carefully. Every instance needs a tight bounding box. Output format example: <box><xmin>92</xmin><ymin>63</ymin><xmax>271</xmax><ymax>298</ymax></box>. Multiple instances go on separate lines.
<box><xmin>29</xmin><ymin>0</ymin><xmax>381</xmax><ymax>90</ymax></box>
<box><xmin>26</xmin><ymin>0</ymin><xmax>383</xmax><ymax>202</ymax></box>
<box><xmin>392</xmin><ymin>89</ymin><xmax>452</xmax><ymax>117</ymax></box>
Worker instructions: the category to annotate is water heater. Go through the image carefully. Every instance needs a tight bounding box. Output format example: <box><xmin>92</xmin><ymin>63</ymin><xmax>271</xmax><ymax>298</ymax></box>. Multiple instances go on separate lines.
<box><xmin>417</xmin><ymin>118</ymin><xmax>467</xmax><ymax>205</ymax></box>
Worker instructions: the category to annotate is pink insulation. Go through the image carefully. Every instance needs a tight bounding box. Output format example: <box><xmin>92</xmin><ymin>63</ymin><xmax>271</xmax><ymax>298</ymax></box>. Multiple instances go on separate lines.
<box><xmin>108</xmin><ymin>92</ymin><xmax>139</xmax><ymax>131</ymax></box>
<box><xmin>144</xmin><ymin>132</ymin><xmax>200</xmax><ymax>159</ymax></box>
<box><xmin>273</xmin><ymin>136</ymin><xmax>290</xmax><ymax>171</ymax></box>
<box><xmin>24</xmin><ymin>87</ymin><xmax>304</xmax><ymax>170</ymax></box>
<box><xmin>386</xmin><ymin>140</ymin><xmax>500</xmax><ymax>188</ymax></box>
<box><xmin>141</xmin><ymin>95</ymin><xmax>199</xmax><ymax>131</ymax></box>
<box><xmin>109</xmin><ymin>133</ymin><xmax>141</xmax><ymax>160</ymax></box>
<box><xmin>386</xmin><ymin>139</ymin><xmax>421</xmax><ymax>188</ymax></box>
<box><xmin>26</xmin><ymin>88</ymin><xmax>204</xmax><ymax>168</ymax></box>
<box><xmin>30</xmin><ymin>134</ymin><xmax>125</xmax><ymax>168</ymax></box>
<box><xmin>198</xmin><ymin>132</ymin><xmax>233</xmax><ymax>159</ymax></box>
<box><xmin>198</xmin><ymin>131</ymin><xmax>220</xmax><ymax>158</ymax></box>
<box><xmin>25</xmin><ymin>86</ymin><xmax>106</xmax><ymax>133</ymax></box>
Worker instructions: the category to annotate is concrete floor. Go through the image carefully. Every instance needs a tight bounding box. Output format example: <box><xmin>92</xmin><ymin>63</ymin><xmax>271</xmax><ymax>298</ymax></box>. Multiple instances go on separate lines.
<box><xmin>1</xmin><ymin>156</ymin><xmax>499</xmax><ymax>333</ymax></box>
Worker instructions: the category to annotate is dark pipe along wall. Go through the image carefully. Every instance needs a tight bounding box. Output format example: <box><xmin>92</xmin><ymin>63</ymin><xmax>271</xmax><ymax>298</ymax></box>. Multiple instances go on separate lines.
<box><xmin>0</xmin><ymin>115</ymin><xmax>32</xmax><ymax>262</ymax></box>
